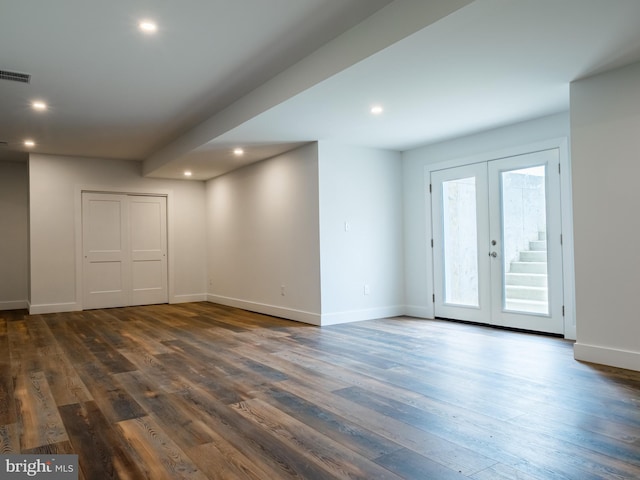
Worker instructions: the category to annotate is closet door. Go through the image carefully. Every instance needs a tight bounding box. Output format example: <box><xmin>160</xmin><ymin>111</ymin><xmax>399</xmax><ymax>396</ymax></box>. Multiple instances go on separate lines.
<box><xmin>82</xmin><ymin>193</ymin><xmax>130</xmax><ymax>309</ymax></box>
<box><xmin>82</xmin><ymin>193</ymin><xmax>168</xmax><ymax>309</ymax></box>
<box><xmin>130</xmin><ymin>195</ymin><xmax>168</xmax><ymax>306</ymax></box>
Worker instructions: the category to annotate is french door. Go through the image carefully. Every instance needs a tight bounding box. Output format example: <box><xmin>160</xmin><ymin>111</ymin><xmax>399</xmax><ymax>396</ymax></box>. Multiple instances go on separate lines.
<box><xmin>431</xmin><ymin>149</ymin><xmax>564</xmax><ymax>334</ymax></box>
<box><xmin>82</xmin><ymin>192</ymin><xmax>168</xmax><ymax>310</ymax></box>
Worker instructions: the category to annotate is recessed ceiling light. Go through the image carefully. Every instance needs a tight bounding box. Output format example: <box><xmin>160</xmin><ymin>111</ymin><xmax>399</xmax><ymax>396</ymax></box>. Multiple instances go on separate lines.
<box><xmin>233</xmin><ymin>148</ymin><xmax>244</xmax><ymax>156</ymax></box>
<box><xmin>32</xmin><ymin>101</ymin><xmax>47</xmax><ymax>111</ymax></box>
<box><xmin>24</xmin><ymin>139</ymin><xmax>35</xmax><ymax>147</ymax></box>
<box><xmin>370</xmin><ymin>105</ymin><xmax>384</xmax><ymax>115</ymax></box>
<box><xmin>184</xmin><ymin>171</ymin><xmax>192</xmax><ymax>177</ymax></box>
<box><xmin>139</xmin><ymin>20</ymin><xmax>157</xmax><ymax>33</ymax></box>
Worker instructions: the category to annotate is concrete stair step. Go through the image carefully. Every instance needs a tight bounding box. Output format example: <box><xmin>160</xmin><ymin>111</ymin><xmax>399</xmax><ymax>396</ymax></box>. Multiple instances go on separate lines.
<box><xmin>504</xmin><ymin>299</ymin><xmax>549</xmax><ymax>314</ymax></box>
<box><xmin>519</xmin><ymin>250</ymin><xmax>547</xmax><ymax>262</ymax></box>
<box><xmin>506</xmin><ymin>285</ymin><xmax>548</xmax><ymax>301</ymax></box>
<box><xmin>529</xmin><ymin>240</ymin><xmax>547</xmax><ymax>251</ymax></box>
<box><xmin>505</xmin><ymin>272</ymin><xmax>548</xmax><ymax>287</ymax></box>
<box><xmin>510</xmin><ymin>261</ymin><xmax>547</xmax><ymax>274</ymax></box>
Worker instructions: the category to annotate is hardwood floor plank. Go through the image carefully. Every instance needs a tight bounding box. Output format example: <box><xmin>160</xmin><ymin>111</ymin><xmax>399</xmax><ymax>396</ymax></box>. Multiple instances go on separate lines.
<box><xmin>507</xmin><ymin>412</ymin><xmax>640</xmax><ymax>469</ymax></box>
<box><xmin>22</xmin><ymin>315</ymin><xmax>57</xmax><ymax>349</ymax></box>
<box><xmin>59</xmin><ymin>401</ymin><xmax>146</xmax><ymax>480</ymax></box>
<box><xmin>160</xmin><ymin>339</ymin><xmax>246</xmax><ymax>377</ymax></box>
<box><xmin>186</xmin><ymin>441</ymin><xmax>272</xmax><ymax>480</ymax></box>
<box><xmin>375</xmin><ymin>447</ymin><xmax>467</xmax><ymax>479</ymax></box>
<box><xmin>152</xmin><ymin>351</ymin><xmax>245</xmax><ymax>404</ymax></box>
<box><xmin>237</xmin><ymin>358</ymin><xmax>289</xmax><ymax>382</ymax></box>
<box><xmin>8</xmin><ymin>320</ymin><xmax>42</xmax><ymax>375</ymax></box>
<box><xmin>115</xmin><ymin>370</ymin><xmax>215</xmax><ymax>448</ymax></box>
<box><xmin>116</xmin><ymin>415</ymin><xmax>209</xmax><ymax>480</ymax></box>
<box><xmin>533</xmin><ymin>406</ymin><xmax>640</xmax><ymax>445</ymax></box>
<box><xmin>177</xmin><ymin>385</ymin><xmax>346</xmax><ymax>479</ymax></box>
<box><xmin>75</xmin><ymin>362</ymin><xmax>146</xmax><ymax>423</ymax></box>
<box><xmin>232</xmin><ymin>397</ymin><xmax>405</xmax><ymax>480</ymax></box>
<box><xmin>39</xmin><ymin>346</ymin><xmax>94</xmax><ymax>407</ymax></box>
<box><xmin>14</xmin><ymin>370</ymin><xmax>68</xmax><ymax>450</ymax></box>
<box><xmin>117</xmin><ymin>348</ymin><xmax>191</xmax><ymax>394</ymax></box>
<box><xmin>45</xmin><ymin>313</ymin><xmax>100</xmax><ymax>365</ymax></box>
<box><xmin>175</xmin><ymin>386</ymin><xmax>289</xmax><ymax>480</ymax></box>
<box><xmin>107</xmin><ymin>310</ymin><xmax>177</xmax><ymax>355</ymax></box>
<box><xmin>0</xmin><ymin>363</ymin><xmax>16</xmax><ymax>424</ymax></box>
<box><xmin>258</xmin><ymin>385</ymin><xmax>402</xmax><ymax>460</ymax></box>
<box><xmin>470</xmin><ymin>463</ymin><xmax>542</xmax><ymax>480</ymax></box>
<box><xmin>290</xmin><ymin>332</ymin><xmax>405</xmax><ymax>370</ymax></box>
<box><xmin>71</xmin><ymin>322</ymin><xmax>137</xmax><ymax>374</ymax></box>
<box><xmin>23</xmin><ymin>439</ymin><xmax>75</xmax><ymax>454</ymax></box>
<box><xmin>0</xmin><ymin>423</ymin><xmax>20</xmax><ymax>453</ymax></box>
<box><xmin>275</xmin><ymin>379</ymin><xmax>499</xmax><ymax>476</ymax></box>
<box><xmin>231</xmin><ymin>342</ymin><xmax>347</xmax><ymax>392</ymax></box>
<box><xmin>334</xmin><ymin>385</ymin><xmax>639</xmax><ymax>479</ymax></box>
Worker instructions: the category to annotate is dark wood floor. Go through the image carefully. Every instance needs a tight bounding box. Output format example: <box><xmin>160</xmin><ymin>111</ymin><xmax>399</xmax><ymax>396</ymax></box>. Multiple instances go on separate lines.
<box><xmin>1</xmin><ymin>303</ymin><xmax>639</xmax><ymax>479</ymax></box>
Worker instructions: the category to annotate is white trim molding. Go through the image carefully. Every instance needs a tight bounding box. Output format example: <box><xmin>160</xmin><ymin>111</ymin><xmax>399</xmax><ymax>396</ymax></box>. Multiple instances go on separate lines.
<box><xmin>171</xmin><ymin>293</ymin><xmax>208</xmax><ymax>304</ymax></box>
<box><xmin>208</xmin><ymin>294</ymin><xmax>321</xmax><ymax>326</ymax></box>
<box><xmin>320</xmin><ymin>305</ymin><xmax>405</xmax><ymax>326</ymax></box>
<box><xmin>0</xmin><ymin>300</ymin><xmax>28</xmax><ymax>311</ymax></box>
<box><xmin>574</xmin><ymin>342</ymin><xmax>640</xmax><ymax>372</ymax></box>
<box><xmin>29</xmin><ymin>302</ymin><xmax>81</xmax><ymax>315</ymax></box>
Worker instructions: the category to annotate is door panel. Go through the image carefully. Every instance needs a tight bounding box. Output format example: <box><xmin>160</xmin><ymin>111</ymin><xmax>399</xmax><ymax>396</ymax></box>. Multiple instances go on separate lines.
<box><xmin>432</xmin><ymin>163</ymin><xmax>490</xmax><ymax>323</ymax></box>
<box><xmin>488</xmin><ymin>150</ymin><xmax>564</xmax><ymax>334</ymax></box>
<box><xmin>82</xmin><ymin>193</ymin><xmax>130</xmax><ymax>309</ymax></box>
<box><xmin>432</xmin><ymin>149</ymin><xmax>564</xmax><ymax>334</ymax></box>
<box><xmin>130</xmin><ymin>196</ymin><xmax>168</xmax><ymax>305</ymax></box>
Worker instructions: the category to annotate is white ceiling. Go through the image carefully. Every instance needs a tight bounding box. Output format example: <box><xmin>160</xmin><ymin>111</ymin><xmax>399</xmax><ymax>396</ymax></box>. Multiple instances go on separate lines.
<box><xmin>3</xmin><ymin>0</ymin><xmax>640</xmax><ymax>179</ymax></box>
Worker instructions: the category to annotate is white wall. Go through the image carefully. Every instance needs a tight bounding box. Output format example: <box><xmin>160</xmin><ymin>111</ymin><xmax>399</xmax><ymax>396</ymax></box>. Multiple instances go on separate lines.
<box><xmin>206</xmin><ymin>144</ymin><xmax>322</xmax><ymax>324</ymax></box>
<box><xmin>571</xmin><ymin>61</ymin><xmax>640</xmax><ymax>371</ymax></box>
<box><xmin>318</xmin><ymin>141</ymin><xmax>404</xmax><ymax>324</ymax></box>
<box><xmin>0</xmin><ymin>161</ymin><xmax>29</xmax><ymax>310</ymax></box>
<box><xmin>29</xmin><ymin>154</ymin><xmax>207</xmax><ymax>313</ymax></box>
<box><xmin>402</xmin><ymin>113</ymin><xmax>572</xmax><ymax>322</ymax></box>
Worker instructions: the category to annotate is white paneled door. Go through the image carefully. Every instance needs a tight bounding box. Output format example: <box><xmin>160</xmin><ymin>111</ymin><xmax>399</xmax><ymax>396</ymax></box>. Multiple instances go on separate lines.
<box><xmin>431</xmin><ymin>149</ymin><xmax>564</xmax><ymax>334</ymax></box>
<box><xmin>83</xmin><ymin>193</ymin><xmax>167</xmax><ymax>309</ymax></box>
<box><xmin>130</xmin><ymin>196</ymin><xmax>168</xmax><ymax>306</ymax></box>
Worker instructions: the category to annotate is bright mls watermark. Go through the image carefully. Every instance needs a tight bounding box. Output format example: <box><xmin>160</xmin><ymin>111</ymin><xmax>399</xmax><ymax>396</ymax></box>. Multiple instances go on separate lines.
<box><xmin>1</xmin><ymin>455</ymin><xmax>77</xmax><ymax>479</ymax></box>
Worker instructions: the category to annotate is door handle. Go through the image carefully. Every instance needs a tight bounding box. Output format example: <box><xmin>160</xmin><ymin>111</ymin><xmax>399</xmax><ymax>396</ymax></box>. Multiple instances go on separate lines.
<box><xmin>489</xmin><ymin>251</ymin><xmax>498</xmax><ymax>258</ymax></box>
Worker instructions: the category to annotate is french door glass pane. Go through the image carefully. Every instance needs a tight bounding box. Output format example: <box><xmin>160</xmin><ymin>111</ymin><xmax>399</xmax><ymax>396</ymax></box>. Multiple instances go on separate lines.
<box><xmin>442</xmin><ymin>177</ymin><xmax>479</xmax><ymax>307</ymax></box>
<box><xmin>501</xmin><ymin>165</ymin><xmax>548</xmax><ymax>314</ymax></box>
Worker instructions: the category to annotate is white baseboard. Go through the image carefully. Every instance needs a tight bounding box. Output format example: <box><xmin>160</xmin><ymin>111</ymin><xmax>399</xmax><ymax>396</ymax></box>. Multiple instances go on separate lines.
<box><xmin>207</xmin><ymin>294</ymin><xmax>321</xmax><ymax>325</ymax></box>
<box><xmin>403</xmin><ymin>305</ymin><xmax>434</xmax><ymax>319</ymax></box>
<box><xmin>206</xmin><ymin>298</ymin><xmax>423</xmax><ymax>326</ymax></box>
<box><xmin>320</xmin><ymin>305</ymin><xmax>405</xmax><ymax>326</ymax></box>
<box><xmin>28</xmin><ymin>294</ymin><xmax>208</xmax><ymax>314</ymax></box>
<box><xmin>29</xmin><ymin>302</ymin><xmax>81</xmax><ymax>315</ymax></box>
<box><xmin>171</xmin><ymin>293</ymin><xmax>208</xmax><ymax>304</ymax></box>
<box><xmin>0</xmin><ymin>300</ymin><xmax>28</xmax><ymax>311</ymax></box>
<box><xmin>574</xmin><ymin>342</ymin><xmax>640</xmax><ymax>372</ymax></box>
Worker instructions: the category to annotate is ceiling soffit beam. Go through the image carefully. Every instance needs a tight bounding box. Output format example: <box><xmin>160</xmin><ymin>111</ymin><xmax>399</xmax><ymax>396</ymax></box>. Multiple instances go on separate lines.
<box><xmin>142</xmin><ymin>0</ymin><xmax>473</xmax><ymax>177</ymax></box>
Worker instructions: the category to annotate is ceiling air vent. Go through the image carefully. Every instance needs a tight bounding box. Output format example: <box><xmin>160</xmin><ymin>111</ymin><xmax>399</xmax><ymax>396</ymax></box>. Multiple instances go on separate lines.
<box><xmin>0</xmin><ymin>69</ymin><xmax>31</xmax><ymax>84</ymax></box>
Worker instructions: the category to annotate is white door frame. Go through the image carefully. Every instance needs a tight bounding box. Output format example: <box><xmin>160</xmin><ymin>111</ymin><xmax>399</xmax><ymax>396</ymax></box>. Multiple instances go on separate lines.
<box><xmin>423</xmin><ymin>138</ymin><xmax>576</xmax><ymax>339</ymax></box>
<box><xmin>74</xmin><ymin>185</ymin><xmax>174</xmax><ymax>311</ymax></box>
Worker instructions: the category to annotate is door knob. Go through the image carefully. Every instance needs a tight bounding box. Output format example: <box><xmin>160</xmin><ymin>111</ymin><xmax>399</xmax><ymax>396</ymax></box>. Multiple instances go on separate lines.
<box><xmin>490</xmin><ymin>251</ymin><xmax>498</xmax><ymax>257</ymax></box>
